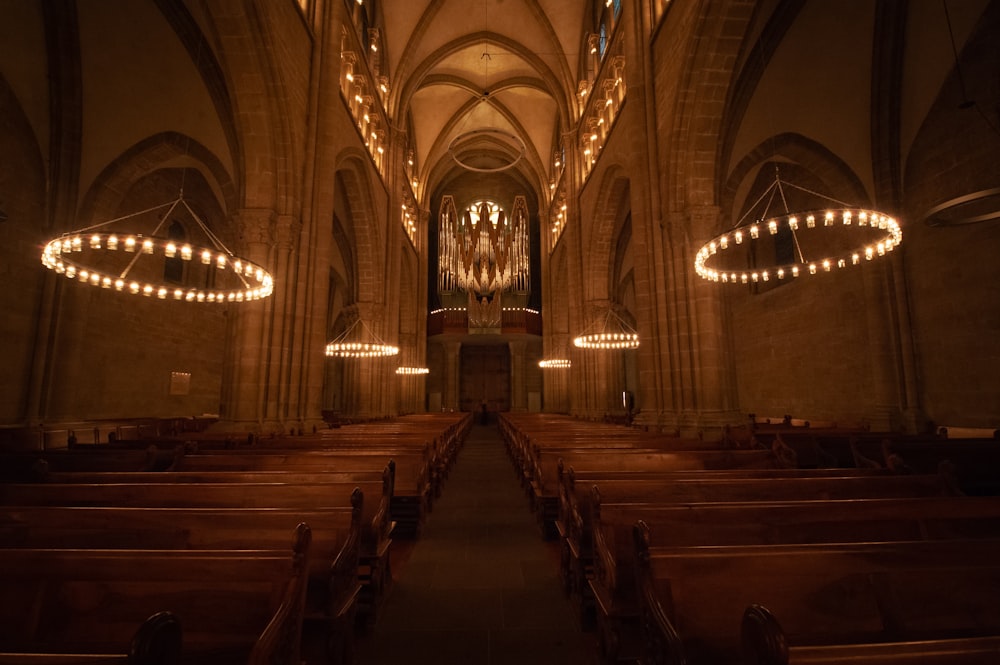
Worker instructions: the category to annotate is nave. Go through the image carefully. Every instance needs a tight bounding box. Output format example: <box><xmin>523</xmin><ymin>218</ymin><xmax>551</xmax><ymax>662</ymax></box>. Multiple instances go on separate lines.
<box><xmin>351</xmin><ymin>422</ymin><xmax>599</xmax><ymax>665</ymax></box>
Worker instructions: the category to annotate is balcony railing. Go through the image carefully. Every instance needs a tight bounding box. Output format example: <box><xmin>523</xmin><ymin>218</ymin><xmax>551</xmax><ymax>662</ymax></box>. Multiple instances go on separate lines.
<box><xmin>428</xmin><ymin>308</ymin><xmax>542</xmax><ymax>336</ymax></box>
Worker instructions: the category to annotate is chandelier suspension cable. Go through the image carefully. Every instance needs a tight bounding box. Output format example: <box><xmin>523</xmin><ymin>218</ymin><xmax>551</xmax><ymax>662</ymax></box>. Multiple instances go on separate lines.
<box><xmin>573</xmin><ymin>307</ymin><xmax>639</xmax><ymax>350</ymax></box>
<box><xmin>114</xmin><ymin>198</ymin><xmax>184</xmax><ymax>281</ymax></box>
<box><xmin>732</xmin><ymin>165</ymin><xmax>870</xmax><ymax>266</ymax></box>
<box><xmin>325</xmin><ymin>317</ymin><xmax>399</xmax><ymax>358</ymax></box>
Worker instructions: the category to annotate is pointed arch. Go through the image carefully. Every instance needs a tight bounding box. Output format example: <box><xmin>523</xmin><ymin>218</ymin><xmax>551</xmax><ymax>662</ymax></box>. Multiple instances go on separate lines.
<box><xmin>333</xmin><ymin>150</ymin><xmax>386</xmax><ymax>304</ymax></box>
<box><xmin>585</xmin><ymin>165</ymin><xmax>631</xmax><ymax>303</ymax></box>
<box><xmin>721</xmin><ymin>132</ymin><xmax>871</xmax><ymax>234</ymax></box>
<box><xmin>78</xmin><ymin>131</ymin><xmax>237</xmax><ymax>227</ymax></box>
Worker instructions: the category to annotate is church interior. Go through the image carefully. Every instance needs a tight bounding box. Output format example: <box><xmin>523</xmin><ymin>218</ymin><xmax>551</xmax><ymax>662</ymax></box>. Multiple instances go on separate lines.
<box><xmin>2</xmin><ymin>0</ymin><xmax>1000</xmax><ymax>664</ymax></box>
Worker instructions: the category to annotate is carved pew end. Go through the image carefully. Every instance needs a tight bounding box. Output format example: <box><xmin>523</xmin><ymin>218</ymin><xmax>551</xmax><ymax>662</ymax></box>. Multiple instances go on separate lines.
<box><xmin>130</xmin><ymin>611</ymin><xmax>183</xmax><ymax>665</ymax></box>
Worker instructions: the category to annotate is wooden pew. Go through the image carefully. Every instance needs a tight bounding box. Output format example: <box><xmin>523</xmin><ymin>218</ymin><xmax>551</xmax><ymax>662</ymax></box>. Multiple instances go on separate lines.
<box><xmin>742</xmin><ymin>604</ymin><xmax>1000</xmax><ymax>664</ymax></box>
<box><xmin>587</xmin><ymin>494</ymin><xmax>1000</xmax><ymax>662</ymax></box>
<box><xmin>528</xmin><ymin>448</ymin><xmax>780</xmax><ymax>537</ymax></box>
<box><xmin>557</xmin><ymin>465</ymin><xmax>892</xmax><ymax>539</ymax></box>
<box><xmin>631</xmin><ymin>523</ymin><xmax>1000</xmax><ymax>665</ymax></box>
<box><xmin>554</xmin><ymin>467</ymin><xmax>909</xmax><ymax>615</ymax></box>
<box><xmin>154</xmin><ymin>412</ymin><xmax>473</xmax><ymax>490</ymax></box>
<box><xmin>0</xmin><ymin>475</ymin><xmax>394</xmax><ymax>612</ymax></box>
<box><xmin>568</xmin><ymin>471</ymin><xmax>958</xmax><ymax>658</ymax></box>
<box><xmin>0</xmin><ymin>524</ymin><xmax>312</xmax><ymax>665</ymax></box>
<box><xmin>0</xmin><ymin>446</ymin><xmax>176</xmax><ymax>480</ymax></box>
<box><xmin>0</xmin><ymin>611</ymin><xmax>181</xmax><ymax>665</ymax></box>
<box><xmin>499</xmin><ymin>413</ymin><xmax>719</xmax><ymax>476</ymax></box>
<box><xmin>0</xmin><ymin>501</ymin><xmax>364</xmax><ymax>665</ymax></box>
<box><xmin>168</xmin><ymin>449</ymin><xmax>430</xmax><ymax>537</ymax></box>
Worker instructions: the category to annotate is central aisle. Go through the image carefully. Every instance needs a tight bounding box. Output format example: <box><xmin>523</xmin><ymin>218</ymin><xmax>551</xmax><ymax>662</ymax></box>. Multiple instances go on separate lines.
<box><xmin>353</xmin><ymin>421</ymin><xmax>599</xmax><ymax>665</ymax></box>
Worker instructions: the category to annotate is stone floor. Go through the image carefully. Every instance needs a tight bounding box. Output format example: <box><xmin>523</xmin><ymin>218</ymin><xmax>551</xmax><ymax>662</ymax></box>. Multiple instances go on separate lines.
<box><xmin>351</xmin><ymin>421</ymin><xmax>600</xmax><ymax>665</ymax></box>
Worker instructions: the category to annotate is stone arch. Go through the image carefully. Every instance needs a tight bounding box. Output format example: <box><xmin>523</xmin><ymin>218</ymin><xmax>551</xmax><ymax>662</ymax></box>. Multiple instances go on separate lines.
<box><xmin>720</xmin><ymin>132</ymin><xmax>871</xmax><ymax>235</ymax></box>
<box><xmin>662</xmin><ymin>0</ymin><xmax>759</xmax><ymax>210</ymax></box>
<box><xmin>79</xmin><ymin>132</ymin><xmax>237</xmax><ymax>231</ymax></box>
<box><xmin>333</xmin><ymin>150</ymin><xmax>385</xmax><ymax>305</ymax></box>
<box><xmin>153</xmin><ymin>0</ymin><xmax>243</xmax><ymax>199</ymax></box>
<box><xmin>196</xmin><ymin>0</ymin><xmax>301</xmax><ymax>214</ymax></box>
<box><xmin>585</xmin><ymin>165</ymin><xmax>631</xmax><ymax>303</ymax></box>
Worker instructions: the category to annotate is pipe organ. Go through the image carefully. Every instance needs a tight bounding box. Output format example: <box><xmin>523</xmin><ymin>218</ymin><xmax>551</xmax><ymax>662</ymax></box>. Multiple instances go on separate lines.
<box><xmin>438</xmin><ymin>195</ymin><xmax>531</xmax><ymax>328</ymax></box>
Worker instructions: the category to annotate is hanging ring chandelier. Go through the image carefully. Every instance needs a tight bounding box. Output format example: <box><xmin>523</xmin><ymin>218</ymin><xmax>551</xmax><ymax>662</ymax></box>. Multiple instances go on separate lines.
<box><xmin>695</xmin><ymin>172</ymin><xmax>902</xmax><ymax>285</ymax></box>
<box><xmin>695</xmin><ymin>208</ymin><xmax>902</xmax><ymax>284</ymax></box>
<box><xmin>395</xmin><ymin>366</ymin><xmax>430</xmax><ymax>375</ymax></box>
<box><xmin>325</xmin><ymin>318</ymin><xmax>399</xmax><ymax>358</ymax></box>
<box><xmin>573</xmin><ymin>308</ymin><xmax>640</xmax><ymax>350</ymax></box>
<box><xmin>40</xmin><ymin>194</ymin><xmax>273</xmax><ymax>303</ymax></box>
<box><xmin>538</xmin><ymin>358</ymin><xmax>572</xmax><ymax>369</ymax></box>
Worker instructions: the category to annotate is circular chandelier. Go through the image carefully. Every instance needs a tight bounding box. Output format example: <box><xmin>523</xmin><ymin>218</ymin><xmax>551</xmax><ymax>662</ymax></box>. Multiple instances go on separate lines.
<box><xmin>695</xmin><ymin>172</ymin><xmax>902</xmax><ymax>285</ymax></box>
<box><xmin>395</xmin><ymin>366</ymin><xmax>430</xmax><ymax>375</ymax></box>
<box><xmin>538</xmin><ymin>358</ymin><xmax>571</xmax><ymax>369</ymax></box>
<box><xmin>325</xmin><ymin>319</ymin><xmax>398</xmax><ymax>358</ymax></box>
<box><xmin>573</xmin><ymin>309</ymin><xmax>640</xmax><ymax>350</ymax></box>
<box><xmin>40</xmin><ymin>195</ymin><xmax>273</xmax><ymax>303</ymax></box>
<box><xmin>695</xmin><ymin>209</ymin><xmax>902</xmax><ymax>284</ymax></box>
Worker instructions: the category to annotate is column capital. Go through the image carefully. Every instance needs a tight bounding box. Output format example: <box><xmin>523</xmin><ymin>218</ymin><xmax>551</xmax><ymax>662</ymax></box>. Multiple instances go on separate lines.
<box><xmin>235</xmin><ymin>208</ymin><xmax>276</xmax><ymax>245</ymax></box>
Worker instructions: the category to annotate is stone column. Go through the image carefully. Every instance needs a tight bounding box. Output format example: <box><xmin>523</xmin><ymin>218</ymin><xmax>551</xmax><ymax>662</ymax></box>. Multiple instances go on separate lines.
<box><xmin>508</xmin><ymin>340</ymin><xmax>528</xmax><ymax>411</ymax></box>
<box><xmin>222</xmin><ymin>208</ymin><xmax>275</xmax><ymax>429</ymax></box>
<box><xmin>575</xmin><ymin>299</ymin><xmax>622</xmax><ymax>420</ymax></box>
<box><xmin>264</xmin><ymin>214</ymin><xmax>301</xmax><ymax>431</ymax></box>
<box><xmin>339</xmin><ymin>301</ymin><xmax>395</xmax><ymax>419</ymax></box>
<box><xmin>673</xmin><ymin>206</ymin><xmax>742</xmax><ymax>438</ymax></box>
<box><xmin>443</xmin><ymin>341</ymin><xmax>462</xmax><ymax>412</ymax></box>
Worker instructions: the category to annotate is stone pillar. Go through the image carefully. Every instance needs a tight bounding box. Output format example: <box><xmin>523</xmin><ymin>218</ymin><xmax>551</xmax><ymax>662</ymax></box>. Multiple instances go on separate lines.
<box><xmin>670</xmin><ymin>206</ymin><xmax>742</xmax><ymax>438</ymax></box>
<box><xmin>888</xmin><ymin>252</ymin><xmax>925</xmax><ymax>432</ymax></box>
<box><xmin>222</xmin><ymin>208</ymin><xmax>275</xmax><ymax>429</ymax></box>
<box><xmin>508</xmin><ymin>340</ymin><xmax>528</xmax><ymax>411</ymax></box>
<box><xmin>858</xmin><ymin>258</ymin><xmax>898</xmax><ymax>432</ymax></box>
<box><xmin>575</xmin><ymin>299</ymin><xmax>624</xmax><ymax>421</ymax></box>
<box><xmin>443</xmin><ymin>341</ymin><xmax>461</xmax><ymax>412</ymax></box>
<box><xmin>264</xmin><ymin>214</ymin><xmax>301</xmax><ymax>431</ymax></box>
<box><xmin>340</xmin><ymin>301</ymin><xmax>395</xmax><ymax>419</ymax></box>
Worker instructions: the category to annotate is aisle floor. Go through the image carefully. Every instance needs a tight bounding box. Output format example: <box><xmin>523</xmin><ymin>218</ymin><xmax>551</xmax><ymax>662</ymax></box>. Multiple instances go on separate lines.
<box><xmin>352</xmin><ymin>422</ymin><xmax>600</xmax><ymax>665</ymax></box>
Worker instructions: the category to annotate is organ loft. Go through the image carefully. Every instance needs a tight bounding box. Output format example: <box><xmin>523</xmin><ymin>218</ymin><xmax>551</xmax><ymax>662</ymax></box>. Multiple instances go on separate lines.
<box><xmin>1</xmin><ymin>1</ymin><xmax>999</xmax><ymax>664</ymax></box>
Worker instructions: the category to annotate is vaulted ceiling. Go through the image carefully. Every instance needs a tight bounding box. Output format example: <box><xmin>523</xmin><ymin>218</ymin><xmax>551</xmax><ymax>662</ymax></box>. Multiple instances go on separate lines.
<box><xmin>381</xmin><ymin>0</ymin><xmax>588</xmax><ymax>201</ymax></box>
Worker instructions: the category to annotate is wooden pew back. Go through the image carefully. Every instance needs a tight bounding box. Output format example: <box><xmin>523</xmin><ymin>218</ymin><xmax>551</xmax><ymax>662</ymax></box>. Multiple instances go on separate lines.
<box><xmin>633</xmin><ymin>524</ymin><xmax>1000</xmax><ymax>664</ymax></box>
<box><xmin>0</xmin><ymin>525</ymin><xmax>312</xmax><ymax>665</ymax></box>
